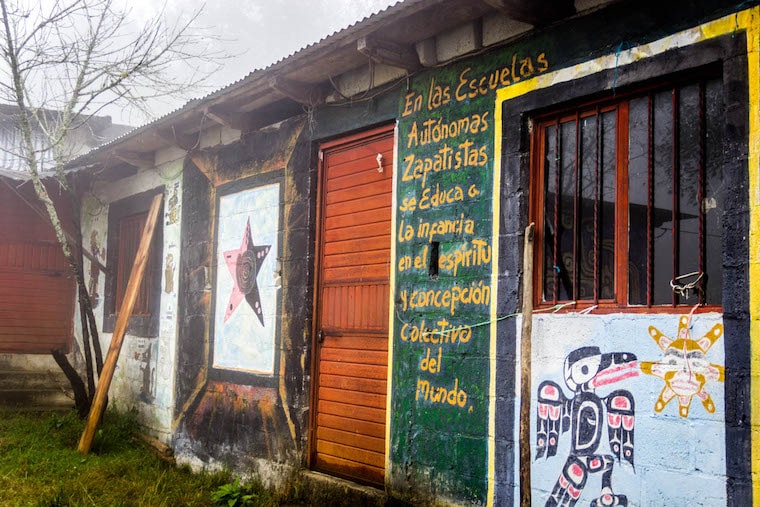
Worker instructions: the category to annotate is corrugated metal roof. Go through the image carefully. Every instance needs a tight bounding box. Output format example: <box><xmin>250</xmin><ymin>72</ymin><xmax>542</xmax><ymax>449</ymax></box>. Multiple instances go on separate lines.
<box><xmin>70</xmin><ymin>0</ymin><xmax>430</xmax><ymax>163</ymax></box>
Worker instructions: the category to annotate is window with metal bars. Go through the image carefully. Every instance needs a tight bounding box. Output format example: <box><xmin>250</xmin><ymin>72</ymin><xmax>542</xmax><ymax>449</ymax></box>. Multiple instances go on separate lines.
<box><xmin>531</xmin><ymin>75</ymin><xmax>723</xmax><ymax>308</ymax></box>
<box><xmin>115</xmin><ymin>212</ymin><xmax>153</xmax><ymax>316</ymax></box>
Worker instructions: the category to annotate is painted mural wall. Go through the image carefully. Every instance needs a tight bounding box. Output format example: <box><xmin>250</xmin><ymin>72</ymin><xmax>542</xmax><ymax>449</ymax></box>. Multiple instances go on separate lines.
<box><xmin>171</xmin><ymin>117</ymin><xmax>314</xmax><ymax>475</ymax></box>
<box><xmin>390</xmin><ymin>23</ymin><xmax>551</xmax><ymax>505</ymax></box>
<box><xmin>390</xmin><ymin>2</ymin><xmax>753</xmax><ymax>506</ymax></box>
<box><xmin>63</xmin><ymin>3</ymin><xmax>757</xmax><ymax>506</ymax></box>
<box><xmin>79</xmin><ymin>161</ymin><xmax>183</xmax><ymax>439</ymax></box>
<box><xmin>530</xmin><ymin>314</ymin><xmax>726</xmax><ymax>507</ymax></box>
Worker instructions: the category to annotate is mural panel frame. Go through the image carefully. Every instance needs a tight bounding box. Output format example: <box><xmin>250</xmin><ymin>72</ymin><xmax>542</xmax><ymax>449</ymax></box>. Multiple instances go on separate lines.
<box><xmin>209</xmin><ymin>171</ymin><xmax>285</xmax><ymax>387</ymax></box>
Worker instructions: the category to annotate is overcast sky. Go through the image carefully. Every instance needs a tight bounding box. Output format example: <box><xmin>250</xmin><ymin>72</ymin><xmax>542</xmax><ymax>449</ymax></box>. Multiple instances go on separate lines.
<box><xmin>115</xmin><ymin>0</ymin><xmax>397</xmax><ymax>125</ymax></box>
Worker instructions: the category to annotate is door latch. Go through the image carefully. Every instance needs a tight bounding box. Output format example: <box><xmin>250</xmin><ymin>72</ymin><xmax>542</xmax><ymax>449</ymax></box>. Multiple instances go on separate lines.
<box><xmin>318</xmin><ymin>329</ymin><xmax>325</xmax><ymax>343</ymax></box>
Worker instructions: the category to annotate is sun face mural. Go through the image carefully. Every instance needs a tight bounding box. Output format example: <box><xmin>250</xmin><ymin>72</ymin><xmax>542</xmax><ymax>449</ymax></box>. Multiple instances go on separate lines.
<box><xmin>640</xmin><ymin>316</ymin><xmax>724</xmax><ymax>418</ymax></box>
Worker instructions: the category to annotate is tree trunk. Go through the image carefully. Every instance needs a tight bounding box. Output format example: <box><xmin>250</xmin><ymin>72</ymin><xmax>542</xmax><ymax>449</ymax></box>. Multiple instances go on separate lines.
<box><xmin>52</xmin><ymin>349</ymin><xmax>90</xmax><ymax>418</ymax></box>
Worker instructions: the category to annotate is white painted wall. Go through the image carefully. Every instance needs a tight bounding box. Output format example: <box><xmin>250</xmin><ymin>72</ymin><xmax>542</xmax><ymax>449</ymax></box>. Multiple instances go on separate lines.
<box><xmin>78</xmin><ymin>159</ymin><xmax>183</xmax><ymax>441</ymax></box>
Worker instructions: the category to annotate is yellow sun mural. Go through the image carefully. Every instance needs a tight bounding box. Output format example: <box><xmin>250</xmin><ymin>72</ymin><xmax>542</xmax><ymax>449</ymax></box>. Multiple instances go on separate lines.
<box><xmin>640</xmin><ymin>316</ymin><xmax>724</xmax><ymax>418</ymax></box>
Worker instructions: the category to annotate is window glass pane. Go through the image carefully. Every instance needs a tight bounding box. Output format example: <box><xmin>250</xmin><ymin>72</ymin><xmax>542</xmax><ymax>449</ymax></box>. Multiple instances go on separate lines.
<box><xmin>558</xmin><ymin>120</ymin><xmax>576</xmax><ymax>300</ymax></box>
<box><xmin>543</xmin><ymin>124</ymin><xmax>558</xmax><ymax>302</ymax></box>
<box><xmin>628</xmin><ymin>96</ymin><xmax>649</xmax><ymax>304</ymax></box>
<box><xmin>578</xmin><ymin>114</ymin><xmax>596</xmax><ymax>300</ymax></box>
<box><xmin>600</xmin><ymin>110</ymin><xmax>616</xmax><ymax>299</ymax></box>
<box><xmin>704</xmin><ymin>77</ymin><xmax>724</xmax><ymax>304</ymax></box>
<box><xmin>652</xmin><ymin>90</ymin><xmax>674</xmax><ymax>305</ymax></box>
<box><xmin>677</xmin><ymin>84</ymin><xmax>700</xmax><ymax>305</ymax></box>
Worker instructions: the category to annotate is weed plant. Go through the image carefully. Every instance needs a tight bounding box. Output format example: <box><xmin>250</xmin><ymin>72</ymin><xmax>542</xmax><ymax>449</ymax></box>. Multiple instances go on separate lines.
<box><xmin>0</xmin><ymin>408</ymin><xmax>236</xmax><ymax>506</ymax></box>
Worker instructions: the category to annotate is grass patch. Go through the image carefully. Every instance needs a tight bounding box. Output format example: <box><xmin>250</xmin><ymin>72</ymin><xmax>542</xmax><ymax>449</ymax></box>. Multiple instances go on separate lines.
<box><xmin>0</xmin><ymin>408</ymin><xmax>256</xmax><ymax>506</ymax></box>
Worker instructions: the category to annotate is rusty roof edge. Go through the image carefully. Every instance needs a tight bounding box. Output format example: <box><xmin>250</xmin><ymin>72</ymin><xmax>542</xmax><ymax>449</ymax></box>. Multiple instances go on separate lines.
<box><xmin>67</xmin><ymin>0</ymin><xmax>443</xmax><ymax>169</ymax></box>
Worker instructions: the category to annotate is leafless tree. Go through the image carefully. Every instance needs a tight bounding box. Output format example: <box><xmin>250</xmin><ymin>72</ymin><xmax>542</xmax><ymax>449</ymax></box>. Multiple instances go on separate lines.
<box><xmin>0</xmin><ymin>0</ymin><xmax>222</xmax><ymax>416</ymax></box>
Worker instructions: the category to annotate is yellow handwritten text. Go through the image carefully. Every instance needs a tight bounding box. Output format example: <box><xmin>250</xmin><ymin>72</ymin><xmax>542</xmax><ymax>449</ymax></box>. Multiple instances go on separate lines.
<box><xmin>400</xmin><ymin>318</ymin><xmax>472</xmax><ymax>344</ymax></box>
<box><xmin>454</xmin><ymin>52</ymin><xmax>549</xmax><ymax>102</ymax></box>
<box><xmin>402</xmin><ymin>91</ymin><xmax>423</xmax><ymax>117</ymax></box>
<box><xmin>439</xmin><ymin>238</ymin><xmax>491</xmax><ymax>276</ymax></box>
<box><xmin>402</xmin><ymin>140</ymin><xmax>488</xmax><ymax>188</ymax></box>
<box><xmin>399</xmin><ymin>281</ymin><xmax>490</xmax><ymax>315</ymax></box>
<box><xmin>416</xmin><ymin>377</ymin><xmax>468</xmax><ymax>409</ymax></box>
<box><xmin>416</xmin><ymin>214</ymin><xmax>475</xmax><ymax>242</ymax></box>
<box><xmin>399</xmin><ymin>183</ymin><xmax>481</xmax><ymax>213</ymax></box>
<box><xmin>427</xmin><ymin>76</ymin><xmax>451</xmax><ymax>111</ymax></box>
<box><xmin>397</xmin><ymin>244</ymin><xmax>429</xmax><ymax>272</ymax></box>
<box><xmin>406</xmin><ymin>112</ymin><xmax>489</xmax><ymax>148</ymax></box>
<box><xmin>420</xmin><ymin>346</ymin><xmax>442</xmax><ymax>373</ymax></box>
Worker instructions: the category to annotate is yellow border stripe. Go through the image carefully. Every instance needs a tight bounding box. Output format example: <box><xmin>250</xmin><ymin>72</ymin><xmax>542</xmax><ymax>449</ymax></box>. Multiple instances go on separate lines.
<box><xmin>385</xmin><ymin>122</ymin><xmax>400</xmax><ymax>483</ymax></box>
<box><xmin>487</xmin><ymin>74</ymin><xmax>503</xmax><ymax>507</ymax></box>
<box><xmin>491</xmin><ymin>7</ymin><xmax>760</xmax><ymax>505</ymax></box>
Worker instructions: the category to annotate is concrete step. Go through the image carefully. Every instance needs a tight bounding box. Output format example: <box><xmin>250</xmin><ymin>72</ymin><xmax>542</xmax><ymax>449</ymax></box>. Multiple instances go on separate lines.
<box><xmin>0</xmin><ymin>369</ymin><xmax>75</xmax><ymax>410</ymax></box>
<box><xmin>0</xmin><ymin>369</ymin><xmax>71</xmax><ymax>390</ymax></box>
<box><xmin>0</xmin><ymin>388</ymin><xmax>74</xmax><ymax>409</ymax></box>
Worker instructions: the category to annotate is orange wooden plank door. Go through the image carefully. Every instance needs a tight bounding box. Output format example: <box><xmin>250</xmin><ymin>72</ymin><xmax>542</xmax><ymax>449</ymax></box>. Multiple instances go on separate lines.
<box><xmin>312</xmin><ymin>125</ymin><xmax>394</xmax><ymax>486</ymax></box>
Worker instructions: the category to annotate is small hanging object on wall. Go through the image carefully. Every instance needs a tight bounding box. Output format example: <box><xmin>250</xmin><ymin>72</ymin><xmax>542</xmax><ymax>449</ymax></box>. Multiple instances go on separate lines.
<box><xmin>376</xmin><ymin>153</ymin><xmax>384</xmax><ymax>173</ymax></box>
<box><xmin>669</xmin><ymin>271</ymin><xmax>704</xmax><ymax>301</ymax></box>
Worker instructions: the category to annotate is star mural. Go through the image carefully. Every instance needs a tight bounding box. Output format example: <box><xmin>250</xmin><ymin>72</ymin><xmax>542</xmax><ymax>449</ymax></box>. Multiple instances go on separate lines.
<box><xmin>640</xmin><ymin>315</ymin><xmax>724</xmax><ymax>418</ymax></box>
<box><xmin>223</xmin><ymin>217</ymin><xmax>271</xmax><ymax>326</ymax></box>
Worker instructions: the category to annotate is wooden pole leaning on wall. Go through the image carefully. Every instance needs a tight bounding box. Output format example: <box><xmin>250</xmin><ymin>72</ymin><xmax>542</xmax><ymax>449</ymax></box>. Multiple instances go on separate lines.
<box><xmin>78</xmin><ymin>193</ymin><xmax>163</xmax><ymax>455</ymax></box>
<box><xmin>519</xmin><ymin>222</ymin><xmax>535</xmax><ymax>507</ymax></box>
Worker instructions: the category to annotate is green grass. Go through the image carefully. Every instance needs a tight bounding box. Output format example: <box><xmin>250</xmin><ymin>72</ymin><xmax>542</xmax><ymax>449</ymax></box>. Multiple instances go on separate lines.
<box><xmin>0</xmin><ymin>408</ymin><xmax>274</xmax><ymax>507</ymax></box>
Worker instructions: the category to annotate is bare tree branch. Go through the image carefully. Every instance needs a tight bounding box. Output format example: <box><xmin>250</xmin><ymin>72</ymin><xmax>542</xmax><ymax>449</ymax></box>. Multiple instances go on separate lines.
<box><xmin>0</xmin><ymin>0</ymin><xmax>223</xmax><ymax>417</ymax></box>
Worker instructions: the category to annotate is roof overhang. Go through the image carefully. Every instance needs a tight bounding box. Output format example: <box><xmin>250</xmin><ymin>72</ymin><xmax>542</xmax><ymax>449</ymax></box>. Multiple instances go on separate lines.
<box><xmin>70</xmin><ymin>0</ymin><xmax>606</xmax><ymax>176</ymax></box>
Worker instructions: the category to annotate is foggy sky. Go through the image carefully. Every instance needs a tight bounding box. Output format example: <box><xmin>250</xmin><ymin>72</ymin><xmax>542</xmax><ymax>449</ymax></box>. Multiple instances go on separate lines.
<box><xmin>116</xmin><ymin>0</ymin><xmax>397</xmax><ymax>125</ymax></box>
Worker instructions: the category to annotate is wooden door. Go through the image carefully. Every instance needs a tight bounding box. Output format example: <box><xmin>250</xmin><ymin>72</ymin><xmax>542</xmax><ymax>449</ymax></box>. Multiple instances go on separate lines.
<box><xmin>312</xmin><ymin>125</ymin><xmax>394</xmax><ymax>486</ymax></box>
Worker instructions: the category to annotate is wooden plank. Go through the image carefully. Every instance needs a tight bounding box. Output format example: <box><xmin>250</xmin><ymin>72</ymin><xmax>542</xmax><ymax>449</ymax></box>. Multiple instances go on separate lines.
<box><xmin>0</xmin><ymin>341</ymin><xmax>71</xmax><ymax>354</ymax></box>
<box><xmin>325</xmin><ymin>180</ymin><xmax>392</xmax><ymax>205</ymax></box>
<box><xmin>320</xmin><ymin>335</ymin><xmax>388</xmax><ymax>351</ymax></box>
<box><xmin>316</xmin><ymin>440</ymin><xmax>384</xmax><ymax>468</ymax></box>
<box><xmin>317</xmin><ymin>426</ymin><xmax>385</xmax><ymax>453</ymax></box>
<box><xmin>319</xmin><ymin>348</ymin><xmax>388</xmax><ymax>366</ymax></box>
<box><xmin>0</xmin><ymin>308</ymin><xmax>70</xmax><ymax>321</ymax></box>
<box><xmin>318</xmin><ymin>399</ymin><xmax>385</xmax><ymax>424</ymax></box>
<box><xmin>319</xmin><ymin>373</ymin><xmax>387</xmax><ymax>394</ymax></box>
<box><xmin>323</xmin><ymin>249</ymin><xmax>390</xmax><ymax>269</ymax></box>
<box><xmin>317</xmin><ymin>413</ymin><xmax>385</xmax><ymax>439</ymax></box>
<box><xmin>313</xmin><ymin>454</ymin><xmax>384</xmax><ymax>486</ymax></box>
<box><xmin>0</xmin><ymin>319</ymin><xmax>71</xmax><ymax>329</ymax></box>
<box><xmin>0</xmin><ymin>272</ymin><xmax>71</xmax><ymax>282</ymax></box>
<box><xmin>0</xmin><ymin>326</ymin><xmax>71</xmax><ymax>336</ymax></box>
<box><xmin>326</xmin><ymin>167</ymin><xmax>390</xmax><ymax>192</ymax></box>
<box><xmin>319</xmin><ymin>361</ymin><xmax>387</xmax><ymax>380</ymax></box>
<box><xmin>324</xmin><ymin>208</ymin><xmax>391</xmax><ymax>230</ymax></box>
<box><xmin>318</xmin><ymin>386</ymin><xmax>386</xmax><ymax>409</ymax></box>
<box><xmin>322</xmin><ymin>264</ymin><xmax>388</xmax><ymax>283</ymax></box>
<box><xmin>323</xmin><ymin>236</ymin><xmax>389</xmax><ymax>255</ymax></box>
<box><xmin>324</xmin><ymin>222</ymin><xmax>391</xmax><ymax>243</ymax></box>
<box><xmin>520</xmin><ymin>223</ymin><xmax>535</xmax><ymax>507</ymax></box>
<box><xmin>78</xmin><ymin>193</ymin><xmax>163</xmax><ymax>455</ymax></box>
<box><xmin>325</xmin><ymin>194</ymin><xmax>391</xmax><ymax>218</ymax></box>
<box><xmin>324</xmin><ymin>141</ymin><xmax>392</xmax><ymax>172</ymax></box>
<box><xmin>0</xmin><ymin>336</ymin><xmax>71</xmax><ymax>345</ymax></box>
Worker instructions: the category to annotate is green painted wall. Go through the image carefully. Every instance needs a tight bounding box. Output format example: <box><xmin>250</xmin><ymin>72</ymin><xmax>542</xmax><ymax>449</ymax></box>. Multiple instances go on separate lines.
<box><xmin>389</xmin><ymin>43</ymin><xmax>549</xmax><ymax>503</ymax></box>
